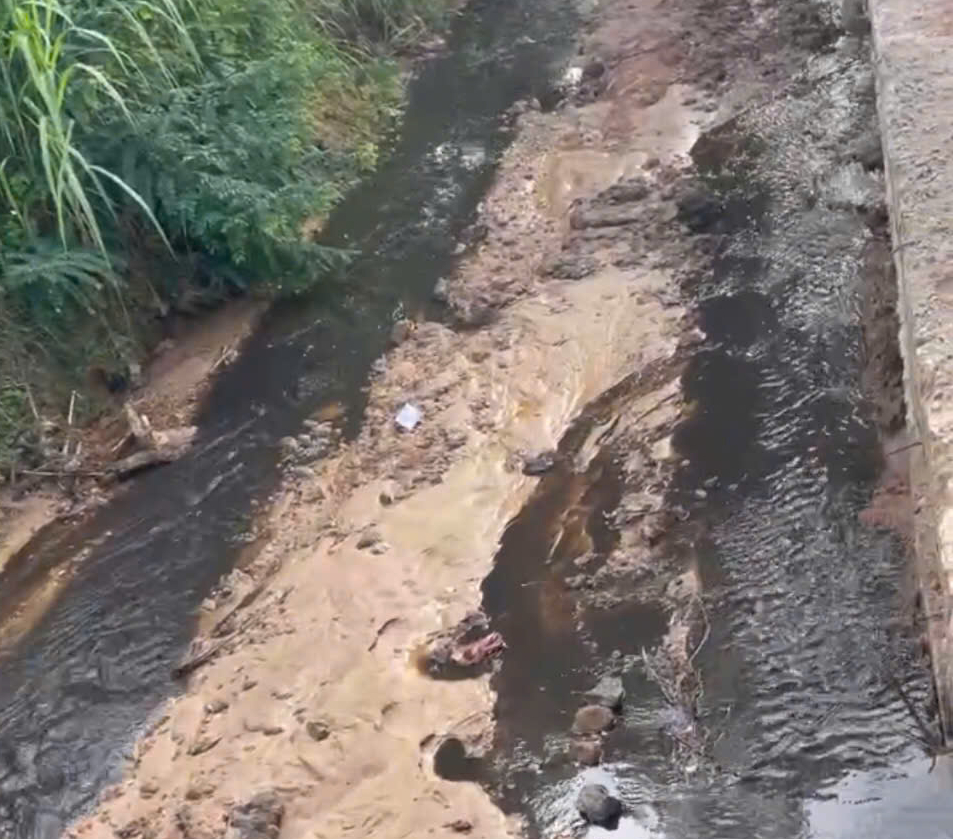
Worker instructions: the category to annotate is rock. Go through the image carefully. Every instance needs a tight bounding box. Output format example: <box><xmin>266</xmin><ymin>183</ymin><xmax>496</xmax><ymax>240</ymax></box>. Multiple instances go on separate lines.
<box><xmin>846</xmin><ymin>131</ymin><xmax>883</xmax><ymax>171</ymax></box>
<box><xmin>204</xmin><ymin>698</ymin><xmax>229</xmax><ymax>715</ymax></box>
<box><xmin>522</xmin><ymin>450</ymin><xmax>558</xmax><ymax>475</ymax></box>
<box><xmin>840</xmin><ymin>0</ymin><xmax>870</xmax><ymax>35</ymax></box>
<box><xmin>603</xmin><ymin>178</ymin><xmax>650</xmax><ymax>204</ymax></box>
<box><xmin>188</xmin><ymin>735</ymin><xmax>221</xmax><ymax>756</ymax></box>
<box><xmin>389</xmin><ymin>319</ymin><xmax>415</xmax><ymax>346</ymax></box>
<box><xmin>278</xmin><ymin>436</ymin><xmax>299</xmax><ymax>456</ymax></box>
<box><xmin>185</xmin><ymin>779</ymin><xmax>216</xmax><ymax>801</ymax></box>
<box><xmin>450</xmin><ymin>297</ymin><xmax>497</xmax><ymax>328</ymax></box>
<box><xmin>540</xmin><ymin>254</ymin><xmax>597</xmax><ymax>280</ymax></box>
<box><xmin>432</xmin><ymin>277</ymin><xmax>452</xmax><ymax>303</ymax></box>
<box><xmin>582</xmin><ymin>59</ymin><xmax>605</xmax><ymax>79</ymax></box>
<box><xmin>306</xmin><ymin>721</ymin><xmax>330</xmax><ymax>742</ymax></box>
<box><xmin>139</xmin><ymin>780</ymin><xmax>160</xmax><ymax>799</ymax></box>
<box><xmin>570</xmin><ymin>738</ymin><xmax>603</xmax><ymax>766</ymax></box>
<box><xmin>444</xmin><ymin>819</ymin><xmax>473</xmax><ymax>833</ymax></box>
<box><xmin>459</xmin><ymin>222</ymin><xmax>488</xmax><ymax>246</ymax></box>
<box><xmin>577</xmin><ymin>784</ymin><xmax>622</xmax><ymax>825</ymax></box>
<box><xmin>585</xmin><ymin>675</ymin><xmax>625</xmax><ymax>711</ymax></box>
<box><xmin>356</xmin><ymin>528</ymin><xmax>382</xmax><ymax>549</ymax></box>
<box><xmin>571</xmin><ymin>705</ymin><xmax>615</xmax><ymax>735</ymax></box>
<box><xmin>676</xmin><ymin>187</ymin><xmax>722</xmax><ymax>234</ymax></box>
<box><xmin>569</xmin><ymin>204</ymin><xmax>642</xmax><ymax>229</ymax></box>
<box><xmin>226</xmin><ymin>791</ymin><xmax>284</xmax><ymax>839</ymax></box>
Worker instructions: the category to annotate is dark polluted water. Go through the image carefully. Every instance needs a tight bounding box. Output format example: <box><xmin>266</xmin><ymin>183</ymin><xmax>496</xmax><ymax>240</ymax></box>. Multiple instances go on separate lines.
<box><xmin>0</xmin><ymin>0</ymin><xmax>579</xmax><ymax>834</ymax></box>
<box><xmin>435</xmin><ymin>24</ymin><xmax>953</xmax><ymax>839</ymax></box>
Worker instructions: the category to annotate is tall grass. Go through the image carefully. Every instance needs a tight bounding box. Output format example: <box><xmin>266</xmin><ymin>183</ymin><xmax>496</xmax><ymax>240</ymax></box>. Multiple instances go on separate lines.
<box><xmin>0</xmin><ymin>0</ymin><xmax>454</xmax><ymax>470</ymax></box>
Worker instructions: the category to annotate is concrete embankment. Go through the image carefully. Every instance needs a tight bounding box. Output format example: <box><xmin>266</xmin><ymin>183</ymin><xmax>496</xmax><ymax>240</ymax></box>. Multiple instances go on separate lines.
<box><xmin>869</xmin><ymin>0</ymin><xmax>953</xmax><ymax>735</ymax></box>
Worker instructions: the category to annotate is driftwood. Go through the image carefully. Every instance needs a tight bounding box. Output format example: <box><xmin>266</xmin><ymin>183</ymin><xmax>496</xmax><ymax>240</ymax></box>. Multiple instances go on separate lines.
<box><xmin>111</xmin><ymin>405</ymin><xmax>196</xmax><ymax>479</ymax></box>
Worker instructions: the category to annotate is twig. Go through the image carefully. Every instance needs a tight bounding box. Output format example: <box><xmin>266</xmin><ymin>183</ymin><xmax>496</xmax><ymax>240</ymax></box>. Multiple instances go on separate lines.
<box><xmin>634</xmin><ymin>392</ymin><xmax>679</xmax><ymax>427</ymax></box>
<box><xmin>885</xmin><ymin>440</ymin><xmax>922</xmax><ymax>457</ymax></box>
<box><xmin>688</xmin><ymin>595</ymin><xmax>711</xmax><ymax>666</ymax></box>
<box><xmin>210</xmin><ymin>580</ymin><xmax>268</xmax><ymax>638</ymax></box>
<box><xmin>19</xmin><ymin>468</ymin><xmax>108</xmax><ymax>478</ymax></box>
<box><xmin>23</xmin><ymin>382</ymin><xmax>39</xmax><ymax>421</ymax></box>
<box><xmin>62</xmin><ymin>390</ymin><xmax>76</xmax><ymax>456</ymax></box>
<box><xmin>368</xmin><ymin>617</ymin><xmax>401</xmax><ymax>652</ymax></box>
<box><xmin>171</xmin><ymin>632</ymin><xmax>236</xmax><ymax>678</ymax></box>
<box><xmin>887</xmin><ymin>672</ymin><xmax>939</xmax><ymax>749</ymax></box>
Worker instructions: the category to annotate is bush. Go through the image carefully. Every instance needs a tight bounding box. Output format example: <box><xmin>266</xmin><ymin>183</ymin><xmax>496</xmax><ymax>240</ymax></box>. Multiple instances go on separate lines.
<box><xmin>0</xmin><ymin>0</ymin><xmax>451</xmax><ymax>468</ymax></box>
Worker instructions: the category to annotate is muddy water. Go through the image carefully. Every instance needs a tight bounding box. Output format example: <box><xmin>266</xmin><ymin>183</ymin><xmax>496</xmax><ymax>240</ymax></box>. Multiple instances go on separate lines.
<box><xmin>436</xmin><ymin>24</ymin><xmax>953</xmax><ymax>839</ymax></box>
<box><xmin>0</xmin><ymin>1</ymin><xmax>579</xmax><ymax>834</ymax></box>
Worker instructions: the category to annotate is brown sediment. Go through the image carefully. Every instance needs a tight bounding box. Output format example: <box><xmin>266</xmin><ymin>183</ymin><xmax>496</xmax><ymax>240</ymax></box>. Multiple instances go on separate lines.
<box><xmin>64</xmin><ymin>0</ymin><xmax>708</xmax><ymax>834</ymax></box>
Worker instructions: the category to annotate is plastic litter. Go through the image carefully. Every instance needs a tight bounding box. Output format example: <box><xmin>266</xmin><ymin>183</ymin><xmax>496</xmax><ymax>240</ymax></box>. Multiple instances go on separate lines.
<box><xmin>395</xmin><ymin>403</ymin><xmax>422</xmax><ymax>431</ymax></box>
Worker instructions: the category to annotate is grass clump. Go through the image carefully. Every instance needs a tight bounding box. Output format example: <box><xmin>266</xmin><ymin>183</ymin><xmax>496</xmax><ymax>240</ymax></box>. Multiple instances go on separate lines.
<box><xmin>0</xmin><ymin>0</ymin><xmax>453</xmax><ymax>474</ymax></box>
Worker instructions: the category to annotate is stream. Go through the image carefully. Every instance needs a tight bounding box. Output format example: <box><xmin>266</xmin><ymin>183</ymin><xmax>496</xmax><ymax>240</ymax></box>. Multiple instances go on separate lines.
<box><xmin>2</xmin><ymin>0</ymin><xmax>952</xmax><ymax>837</ymax></box>
<box><xmin>433</xmin><ymin>9</ymin><xmax>953</xmax><ymax>839</ymax></box>
<box><xmin>0</xmin><ymin>0</ymin><xmax>578</xmax><ymax>834</ymax></box>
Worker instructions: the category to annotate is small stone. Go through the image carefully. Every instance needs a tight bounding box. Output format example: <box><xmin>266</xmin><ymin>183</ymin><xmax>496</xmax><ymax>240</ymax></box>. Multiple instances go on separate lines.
<box><xmin>185</xmin><ymin>779</ymin><xmax>216</xmax><ymax>801</ymax></box>
<box><xmin>278</xmin><ymin>436</ymin><xmax>299</xmax><ymax>455</ymax></box>
<box><xmin>242</xmin><ymin>678</ymin><xmax>257</xmax><ymax>692</ymax></box>
<box><xmin>570</xmin><ymin>738</ymin><xmax>603</xmax><ymax>766</ymax></box>
<box><xmin>306</xmin><ymin>721</ymin><xmax>330</xmax><ymax>742</ymax></box>
<box><xmin>572</xmin><ymin>705</ymin><xmax>615</xmax><ymax>735</ymax></box>
<box><xmin>433</xmin><ymin>277</ymin><xmax>452</xmax><ymax>304</ymax></box>
<box><xmin>585</xmin><ymin>675</ymin><xmax>625</xmax><ymax>711</ymax></box>
<box><xmin>389</xmin><ymin>319</ymin><xmax>415</xmax><ymax>346</ymax></box>
<box><xmin>357</xmin><ymin>528</ymin><xmax>382</xmax><ymax>549</ymax></box>
<box><xmin>226</xmin><ymin>791</ymin><xmax>284</xmax><ymax>839</ymax></box>
<box><xmin>444</xmin><ymin>819</ymin><xmax>473</xmax><ymax>833</ymax></box>
<box><xmin>577</xmin><ymin>783</ymin><xmax>622</xmax><ymax>825</ymax></box>
<box><xmin>204</xmin><ymin>698</ymin><xmax>229</xmax><ymax>715</ymax></box>
<box><xmin>139</xmin><ymin>781</ymin><xmax>160</xmax><ymax>799</ymax></box>
<box><xmin>522</xmin><ymin>450</ymin><xmax>558</xmax><ymax>476</ymax></box>
<box><xmin>188</xmin><ymin>735</ymin><xmax>221</xmax><ymax>756</ymax></box>
<box><xmin>582</xmin><ymin>59</ymin><xmax>605</xmax><ymax>79</ymax></box>
<box><xmin>261</xmin><ymin>725</ymin><xmax>284</xmax><ymax>736</ymax></box>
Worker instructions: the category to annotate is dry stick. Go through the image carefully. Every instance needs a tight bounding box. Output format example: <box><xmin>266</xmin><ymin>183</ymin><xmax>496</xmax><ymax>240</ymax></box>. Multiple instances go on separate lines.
<box><xmin>634</xmin><ymin>392</ymin><xmax>679</xmax><ymax>426</ymax></box>
<box><xmin>62</xmin><ymin>390</ymin><xmax>76</xmax><ymax>456</ymax></box>
<box><xmin>19</xmin><ymin>468</ymin><xmax>108</xmax><ymax>478</ymax></box>
<box><xmin>172</xmin><ymin>610</ymin><xmax>261</xmax><ymax>679</ymax></box>
<box><xmin>209</xmin><ymin>580</ymin><xmax>268</xmax><ymax>638</ymax></box>
<box><xmin>885</xmin><ymin>440</ymin><xmax>923</xmax><ymax>457</ymax></box>
<box><xmin>368</xmin><ymin>617</ymin><xmax>401</xmax><ymax>652</ymax></box>
<box><xmin>887</xmin><ymin>672</ymin><xmax>940</xmax><ymax>750</ymax></box>
<box><xmin>688</xmin><ymin>595</ymin><xmax>711</xmax><ymax>667</ymax></box>
<box><xmin>23</xmin><ymin>382</ymin><xmax>39</xmax><ymax>421</ymax></box>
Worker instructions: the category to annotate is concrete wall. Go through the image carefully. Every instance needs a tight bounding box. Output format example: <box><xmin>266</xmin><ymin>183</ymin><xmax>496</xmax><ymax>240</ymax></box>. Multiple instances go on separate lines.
<box><xmin>868</xmin><ymin>0</ymin><xmax>953</xmax><ymax>737</ymax></box>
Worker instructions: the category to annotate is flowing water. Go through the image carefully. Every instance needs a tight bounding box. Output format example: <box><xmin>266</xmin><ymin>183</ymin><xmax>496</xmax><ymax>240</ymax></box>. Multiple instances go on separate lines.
<box><xmin>0</xmin><ymin>1</ymin><xmax>579</xmax><ymax>834</ymax></box>
<box><xmin>436</xmin><ymin>21</ymin><xmax>953</xmax><ymax>839</ymax></box>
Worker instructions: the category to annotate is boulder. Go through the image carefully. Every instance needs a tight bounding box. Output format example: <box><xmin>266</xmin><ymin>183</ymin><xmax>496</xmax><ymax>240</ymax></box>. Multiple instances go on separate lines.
<box><xmin>227</xmin><ymin>791</ymin><xmax>284</xmax><ymax>839</ymax></box>
<box><xmin>571</xmin><ymin>704</ymin><xmax>615</xmax><ymax>735</ymax></box>
<box><xmin>577</xmin><ymin>784</ymin><xmax>622</xmax><ymax>825</ymax></box>
<box><xmin>585</xmin><ymin>675</ymin><xmax>625</xmax><ymax>711</ymax></box>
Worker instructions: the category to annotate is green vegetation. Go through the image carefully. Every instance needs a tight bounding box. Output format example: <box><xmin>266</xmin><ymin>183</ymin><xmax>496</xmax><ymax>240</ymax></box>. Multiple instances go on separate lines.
<box><xmin>0</xmin><ymin>0</ymin><xmax>451</xmax><ymax>471</ymax></box>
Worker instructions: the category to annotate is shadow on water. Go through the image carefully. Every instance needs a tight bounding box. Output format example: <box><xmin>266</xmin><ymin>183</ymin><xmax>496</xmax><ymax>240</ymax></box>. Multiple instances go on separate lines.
<box><xmin>0</xmin><ymin>0</ymin><xmax>579</xmax><ymax>833</ymax></box>
<box><xmin>435</xmin><ymin>26</ymin><xmax>953</xmax><ymax>839</ymax></box>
